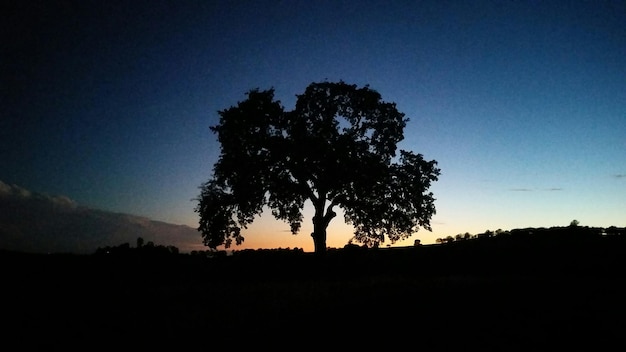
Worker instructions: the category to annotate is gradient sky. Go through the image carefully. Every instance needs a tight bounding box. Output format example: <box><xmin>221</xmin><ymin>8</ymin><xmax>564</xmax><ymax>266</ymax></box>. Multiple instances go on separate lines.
<box><xmin>2</xmin><ymin>0</ymin><xmax>625</xmax><ymax>252</ymax></box>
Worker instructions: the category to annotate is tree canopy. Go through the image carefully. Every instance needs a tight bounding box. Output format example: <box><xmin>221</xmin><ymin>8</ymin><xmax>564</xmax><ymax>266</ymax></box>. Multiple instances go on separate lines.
<box><xmin>196</xmin><ymin>81</ymin><xmax>440</xmax><ymax>254</ymax></box>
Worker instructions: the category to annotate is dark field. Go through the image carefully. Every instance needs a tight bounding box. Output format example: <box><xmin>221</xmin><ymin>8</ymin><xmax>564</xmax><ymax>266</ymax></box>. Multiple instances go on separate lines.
<box><xmin>3</xmin><ymin>230</ymin><xmax>626</xmax><ymax>349</ymax></box>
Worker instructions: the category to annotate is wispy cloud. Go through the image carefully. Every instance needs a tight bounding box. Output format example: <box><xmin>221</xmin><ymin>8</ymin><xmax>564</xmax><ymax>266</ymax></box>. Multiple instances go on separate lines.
<box><xmin>509</xmin><ymin>187</ymin><xmax>564</xmax><ymax>192</ymax></box>
<box><xmin>613</xmin><ymin>174</ymin><xmax>626</xmax><ymax>179</ymax></box>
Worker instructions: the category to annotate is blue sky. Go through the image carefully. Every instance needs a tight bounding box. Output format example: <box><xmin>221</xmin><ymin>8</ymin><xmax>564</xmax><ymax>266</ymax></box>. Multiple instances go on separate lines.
<box><xmin>2</xmin><ymin>0</ymin><xmax>625</xmax><ymax>251</ymax></box>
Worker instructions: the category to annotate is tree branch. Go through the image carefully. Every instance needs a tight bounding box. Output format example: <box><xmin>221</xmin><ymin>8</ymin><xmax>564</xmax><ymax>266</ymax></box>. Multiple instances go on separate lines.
<box><xmin>324</xmin><ymin>201</ymin><xmax>337</xmax><ymax>226</ymax></box>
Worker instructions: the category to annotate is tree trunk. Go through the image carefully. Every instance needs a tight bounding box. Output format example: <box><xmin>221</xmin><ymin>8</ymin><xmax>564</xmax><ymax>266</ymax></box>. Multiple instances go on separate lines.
<box><xmin>312</xmin><ymin>214</ymin><xmax>328</xmax><ymax>255</ymax></box>
<box><xmin>311</xmin><ymin>198</ymin><xmax>337</xmax><ymax>255</ymax></box>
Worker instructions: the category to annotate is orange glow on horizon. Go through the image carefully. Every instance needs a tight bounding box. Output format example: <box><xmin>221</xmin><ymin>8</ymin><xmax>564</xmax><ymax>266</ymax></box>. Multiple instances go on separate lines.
<box><xmin>213</xmin><ymin>207</ymin><xmax>446</xmax><ymax>252</ymax></box>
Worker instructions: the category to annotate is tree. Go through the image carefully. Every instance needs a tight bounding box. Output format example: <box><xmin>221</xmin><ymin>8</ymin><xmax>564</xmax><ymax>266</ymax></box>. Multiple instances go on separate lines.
<box><xmin>196</xmin><ymin>81</ymin><xmax>440</xmax><ymax>254</ymax></box>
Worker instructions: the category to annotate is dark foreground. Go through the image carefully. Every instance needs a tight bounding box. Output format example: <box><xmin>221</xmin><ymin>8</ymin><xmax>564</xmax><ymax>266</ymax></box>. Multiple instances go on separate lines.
<box><xmin>3</xmin><ymin>232</ymin><xmax>626</xmax><ymax>350</ymax></box>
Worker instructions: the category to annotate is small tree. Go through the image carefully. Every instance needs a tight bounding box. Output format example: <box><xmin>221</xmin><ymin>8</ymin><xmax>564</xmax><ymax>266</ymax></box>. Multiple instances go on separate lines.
<box><xmin>196</xmin><ymin>81</ymin><xmax>440</xmax><ymax>254</ymax></box>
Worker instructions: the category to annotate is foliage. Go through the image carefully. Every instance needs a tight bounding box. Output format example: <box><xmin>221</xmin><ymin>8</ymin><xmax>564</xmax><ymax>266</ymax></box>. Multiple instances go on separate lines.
<box><xmin>196</xmin><ymin>81</ymin><xmax>440</xmax><ymax>253</ymax></box>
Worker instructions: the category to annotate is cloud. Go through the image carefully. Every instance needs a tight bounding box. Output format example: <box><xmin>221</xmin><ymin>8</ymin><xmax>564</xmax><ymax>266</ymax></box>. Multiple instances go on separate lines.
<box><xmin>50</xmin><ymin>195</ymin><xmax>78</xmax><ymax>208</ymax></box>
<box><xmin>0</xmin><ymin>180</ymin><xmax>32</xmax><ymax>198</ymax></box>
<box><xmin>614</xmin><ymin>174</ymin><xmax>626</xmax><ymax>179</ymax></box>
<box><xmin>509</xmin><ymin>187</ymin><xmax>564</xmax><ymax>192</ymax></box>
<box><xmin>0</xmin><ymin>180</ymin><xmax>204</xmax><ymax>254</ymax></box>
<box><xmin>0</xmin><ymin>181</ymin><xmax>11</xmax><ymax>194</ymax></box>
<box><xmin>0</xmin><ymin>180</ymin><xmax>77</xmax><ymax>208</ymax></box>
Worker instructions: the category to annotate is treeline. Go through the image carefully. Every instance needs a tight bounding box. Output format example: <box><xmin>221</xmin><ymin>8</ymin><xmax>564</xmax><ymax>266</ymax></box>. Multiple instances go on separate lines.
<box><xmin>94</xmin><ymin>237</ymin><xmax>180</xmax><ymax>256</ymax></box>
<box><xmin>435</xmin><ymin>222</ymin><xmax>624</xmax><ymax>244</ymax></box>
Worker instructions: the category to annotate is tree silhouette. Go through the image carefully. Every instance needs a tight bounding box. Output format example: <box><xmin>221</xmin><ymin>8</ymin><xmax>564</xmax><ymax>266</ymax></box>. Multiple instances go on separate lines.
<box><xmin>196</xmin><ymin>81</ymin><xmax>440</xmax><ymax>254</ymax></box>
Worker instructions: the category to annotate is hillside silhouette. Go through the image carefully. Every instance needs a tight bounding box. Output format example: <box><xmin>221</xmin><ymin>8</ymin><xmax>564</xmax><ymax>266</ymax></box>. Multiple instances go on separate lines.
<box><xmin>3</xmin><ymin>225</ymin><xmax>625</xmax><ymax>349</ymax></box>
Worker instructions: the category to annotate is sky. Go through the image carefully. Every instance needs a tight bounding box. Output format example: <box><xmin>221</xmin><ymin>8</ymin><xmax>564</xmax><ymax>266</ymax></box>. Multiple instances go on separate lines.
<box><xmin>2</xmin><ymin>0</ymin><xmax>625</xmax><ymax>253</ymax></box>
